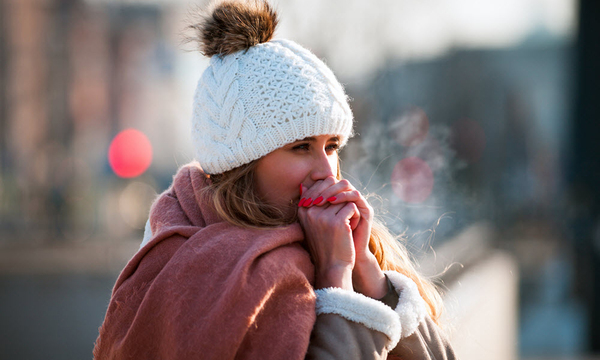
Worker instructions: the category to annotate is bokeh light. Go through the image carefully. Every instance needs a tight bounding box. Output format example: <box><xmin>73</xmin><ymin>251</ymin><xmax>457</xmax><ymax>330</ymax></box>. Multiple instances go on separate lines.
<box><xmin>108</xmin><ymin>129</ymin><xmax>153</xmax><ymax>178</ymax></box>
<box><xmin>390</xmin><ymin>107</ymin><xmax>429</xmax><ymax>147</ymax></box>
<box><xmin>391</xmin><ymin>157</ymin><xmax>434</xmax><ymax>203</ymax></box>
<box><xmin>450</xmin><ymin>118</ymin><xmax>486</xmax><ymax>163</ymax></box>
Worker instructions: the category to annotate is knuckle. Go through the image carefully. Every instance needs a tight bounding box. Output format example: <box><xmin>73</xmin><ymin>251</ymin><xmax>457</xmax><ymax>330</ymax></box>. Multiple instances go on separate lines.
<box><xmin>339</xmin><ymin>179</ymin><xmax>351</xmax><ymax>188</ymax></box>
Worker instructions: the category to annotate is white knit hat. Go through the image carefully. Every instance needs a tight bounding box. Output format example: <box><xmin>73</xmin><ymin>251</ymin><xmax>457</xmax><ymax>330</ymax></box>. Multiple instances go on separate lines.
<box><xmin>190</xmin><ymin>1</ymin><xmax>353</xmax><ymax>174</ymax></box>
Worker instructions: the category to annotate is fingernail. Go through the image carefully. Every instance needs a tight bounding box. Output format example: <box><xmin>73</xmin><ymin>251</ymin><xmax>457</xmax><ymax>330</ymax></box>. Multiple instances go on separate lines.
<box><xmin>313</xmin><ymin>196</ymin><xmax>323</xmax><ymax>205</ymax></box>
<box><xmin>326</xmin><ymin>196</ymin><xmax>337</xmax><ymax>202</ymax></box>
<box><xmin>298</xmin><ymin>198</ymin><xmax>306</xmax><ymax>207</ymax></box>
<box><xmin>303</xmin><ymin>198</ymin><xmax>312</xmax><ymax>207</ymax></box>
<box><xmin>299</xmin><ymin>184</ymin><xmax>303</xmax><ymax>196</ymax></box>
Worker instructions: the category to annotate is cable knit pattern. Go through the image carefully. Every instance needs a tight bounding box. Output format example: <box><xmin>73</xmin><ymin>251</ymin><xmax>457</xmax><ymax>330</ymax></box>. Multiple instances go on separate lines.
<box><xmin>384</xmin><ymin>271</ymin><xmax>429</xmax><ymax>338</ymax></box>
<box><xmin>192</xmin><ymin>39</ymin><xmax>354</xmax><ymax>174</ymax></box>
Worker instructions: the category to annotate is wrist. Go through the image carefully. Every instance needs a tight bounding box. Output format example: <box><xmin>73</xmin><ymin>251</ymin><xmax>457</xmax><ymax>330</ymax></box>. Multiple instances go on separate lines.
<box><xmin>315</xmin><ymin>263</ymin><xmax>354</xmax><ymax>291</ymax></box>
<box><xmin>352</xmin><ymin>255</ymin><xmax>387</xmax><ymax>299</ymax></box>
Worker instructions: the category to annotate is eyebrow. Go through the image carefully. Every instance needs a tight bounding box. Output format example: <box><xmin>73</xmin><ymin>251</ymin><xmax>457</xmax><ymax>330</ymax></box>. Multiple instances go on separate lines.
<box><xmin>298</xmin><ymin>136</ymin><xmax>340</xmax><ymax>142</ymax></box>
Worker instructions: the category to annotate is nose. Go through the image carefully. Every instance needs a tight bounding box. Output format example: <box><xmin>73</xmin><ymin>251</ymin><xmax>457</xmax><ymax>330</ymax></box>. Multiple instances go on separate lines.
<box><xmin>310</xmin><ymin>150</ymin><xmax>337</xmax><ymax>181</ymax></box>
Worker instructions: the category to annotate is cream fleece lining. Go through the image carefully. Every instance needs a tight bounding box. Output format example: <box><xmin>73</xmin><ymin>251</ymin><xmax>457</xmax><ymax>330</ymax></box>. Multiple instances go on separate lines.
<box><xmin>315</xmin><ymin>271</ymin><xmax>428</xmax><ymax>350</ymax></box>
<box><xmin>384</xmin><ymin>271</ymin><xmax>428</xmax><ymax>338</ymax></box>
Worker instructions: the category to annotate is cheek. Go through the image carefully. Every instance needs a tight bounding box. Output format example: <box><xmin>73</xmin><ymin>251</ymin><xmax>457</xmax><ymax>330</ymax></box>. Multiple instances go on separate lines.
<box><xmin>255</xmin><ymin>158</ymin><xmax>307</xmax><ymax>204</ymax></box>
<box><xmin>269</xmin><ymin>164</ymin><xmax>307</xmax><ymax>196</ymax></box>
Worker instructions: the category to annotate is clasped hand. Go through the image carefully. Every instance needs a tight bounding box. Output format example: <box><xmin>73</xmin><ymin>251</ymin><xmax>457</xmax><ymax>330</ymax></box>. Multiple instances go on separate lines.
<box><xmin>297</xmin><ymin>177</ymin><xmax>387</xmax><ymax>299</ymax></box>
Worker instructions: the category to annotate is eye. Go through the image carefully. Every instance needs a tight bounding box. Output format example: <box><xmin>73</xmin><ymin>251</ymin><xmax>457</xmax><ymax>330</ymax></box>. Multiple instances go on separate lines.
<box><xmin>326</xmin><ymin>143</ymin><xmax>339</xmax><ymax>153</ymax></box>
<box><xmin>292</xmin><ymin>143</ymin><xmax>310</xmax><ymax>151</ymax></box>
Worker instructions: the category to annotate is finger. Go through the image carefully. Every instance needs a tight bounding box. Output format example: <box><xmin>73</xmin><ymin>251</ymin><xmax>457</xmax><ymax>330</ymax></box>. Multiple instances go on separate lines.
<box><xmin>349</xmin><ymin>208</ymin><xmax>360</xmax><ymax>231</ymax></box>
<box><xmin>305</xmin><ymin>179</ymin><xmax>352</xmax><ymax>207</ymax></box>
<box><xmin>336</xmin><ymin>202</ymin><xmax>360</xmax><ymax>227</ymax></box>
<box><xmin>300</xmin><ymin>176</ymin><xmax>337</xmax><ymax>207</ymax></box>
<box><xmin>299</xmin><ymin>202</ymin><xmax>347</xmax><ymax>229</ymax></box>
<box><xmin>299</xmin><ymin>183</ymin><xmax>312</xmax><ymax>207</ymax></box>
<box><xmin>327</xmin><ymin>187</ymin><xmax>373</xmax><ymax>220</ymax></box>
<box><xmin>302</xmin><ymin>201</ymin><xmax>345</xmax><ymax>219</ymax></box>
<box><xmin>316</xmin><ymin>179</ymin><xmax>354</xmax><ymax>206</ymax></box>
<box><xmin>328</xmin><ymin>189</ymin><xmax>370</xmax><ymax>212</ymax></box>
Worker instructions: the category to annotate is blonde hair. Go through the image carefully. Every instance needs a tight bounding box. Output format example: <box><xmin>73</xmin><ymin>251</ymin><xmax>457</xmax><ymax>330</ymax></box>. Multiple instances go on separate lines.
<box><xmin>201</xmin><ymin>160</ymin><xmax>443</xmax><ymax>324</ymax></box>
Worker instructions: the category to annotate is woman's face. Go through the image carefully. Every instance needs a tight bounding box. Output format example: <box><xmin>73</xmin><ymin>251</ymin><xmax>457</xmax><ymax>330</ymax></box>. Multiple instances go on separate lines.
<box><xmin>254</xmin><ymin>134</ymin><xmax>340</xmax><ymax>219</ymax></box>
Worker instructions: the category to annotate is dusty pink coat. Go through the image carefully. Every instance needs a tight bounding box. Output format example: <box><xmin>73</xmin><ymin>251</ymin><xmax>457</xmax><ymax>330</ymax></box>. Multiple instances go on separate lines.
<box><xmin>94</xmin><ymin>163</ymin><xmax>316</xmax><ymax>360</ymax></box>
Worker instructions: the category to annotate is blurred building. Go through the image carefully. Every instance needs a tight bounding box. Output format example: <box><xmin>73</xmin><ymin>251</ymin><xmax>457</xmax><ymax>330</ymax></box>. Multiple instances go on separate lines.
<box><xmin>0</xmin><ymin>0</ymin><xmax>194</xmax><ymax>244</ymax></box>
<box><xmin>345</xmin><ymin>42</ymin><xmax>581</xmax><ymax>356</ymax></box>
<box><xmin>0</xmin><ymin>0</ymin><xmax>578</xmax><ymax>243</ymax></box>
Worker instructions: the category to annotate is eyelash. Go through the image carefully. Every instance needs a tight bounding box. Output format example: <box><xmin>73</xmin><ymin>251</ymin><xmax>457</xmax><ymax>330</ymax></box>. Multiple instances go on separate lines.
<box><xmin>292</xmin><ymin>143</ymin><xmax>339</xmax><ymax>152</ymax></box>
<box><xmin>292</xmin><ymin>143</ymin><xmax>340</xmax><ymax>151</ymax></box>
<box><xmin>327</xmin><ymin>144</ymin><xmax>340</xmax><ymax>152</ymax></box>
<box><xmin>292</xmin><ymin>143</ymin><xmax>310</xmax><ymax>150</ymax></box>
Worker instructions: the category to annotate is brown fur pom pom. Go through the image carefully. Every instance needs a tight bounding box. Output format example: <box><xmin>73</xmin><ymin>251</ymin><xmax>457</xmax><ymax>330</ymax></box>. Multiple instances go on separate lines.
<box><xmin>190</xmin><ymin>0</ymin><xmax>278</xmax><ymax>57</ymax></box>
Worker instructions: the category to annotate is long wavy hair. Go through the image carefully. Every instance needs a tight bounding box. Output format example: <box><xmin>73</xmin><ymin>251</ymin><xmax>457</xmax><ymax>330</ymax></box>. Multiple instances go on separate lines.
<box><xmin>200</xmin><ymin>159</ymin><xmax>444</xmax><ymax>324</ymax></box>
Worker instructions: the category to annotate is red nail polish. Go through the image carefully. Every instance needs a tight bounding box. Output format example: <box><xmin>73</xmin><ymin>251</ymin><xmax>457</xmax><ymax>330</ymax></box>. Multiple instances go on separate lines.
<box><xmin>326</xmin><ymin>196</ymin><xmax>337</xmax><ymax>202</ymax></box>
<box><xmin>314</xmin><ymin>196</ymin><xmax>323</xmax><ymax>205</ymax></box>
<box><xmin>299</xmin><ymin>184</ymin><xmax>303</xmax><ymax>196</ymax></box>
<box><xmin>298</xmin><ymin>198</ymin><xmax>306</xmax><ymax>207</ymax></box>
<box><xmin>303</xmin><ymin>198</ymin><xmax>312</xmax><ymax>207</ymax></box>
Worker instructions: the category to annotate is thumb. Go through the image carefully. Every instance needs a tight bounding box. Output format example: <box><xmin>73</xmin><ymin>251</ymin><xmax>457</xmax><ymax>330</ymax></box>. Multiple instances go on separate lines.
<box><xmin>338</xmin><ymin>202</ymin><xmax>360</xmax><ymax>230</ymax></box>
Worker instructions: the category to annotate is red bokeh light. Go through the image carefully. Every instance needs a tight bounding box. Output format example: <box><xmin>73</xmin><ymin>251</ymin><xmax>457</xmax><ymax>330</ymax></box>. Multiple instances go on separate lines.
<box><xmin>108</xmin><ymin>129</ymin><xmax>152</xmax><ymax>178</ymax></box>
<box><xmin>391</xmin><ymin>157</ymin><xmax>434</xmax><ymax>203</ymax></box>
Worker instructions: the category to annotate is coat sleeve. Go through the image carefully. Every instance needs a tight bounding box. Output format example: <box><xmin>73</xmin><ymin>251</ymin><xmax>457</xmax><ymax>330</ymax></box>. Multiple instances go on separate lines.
<box><xmin>305</xmin><ymin>285</ymin><xmax>399</xmax><ymax>360</ymax></box>
<box><xmin>306</xmin><ymin>313</ymin><xmax>391</xmax><ymax>360</ymax></box>
<box><xmin>305</xmin><ymin>272</ymin><xmax>459</xmax><ymax>360</ymax></box>
<box><xmin>388</xmin><ymin>316</ymin><xmax>457</xmax><ymax>360</ymax></box>
<box><xmin>383</xmin><ymin>271</ymin><xmax>458</xmax><ymax>360</ymax></box>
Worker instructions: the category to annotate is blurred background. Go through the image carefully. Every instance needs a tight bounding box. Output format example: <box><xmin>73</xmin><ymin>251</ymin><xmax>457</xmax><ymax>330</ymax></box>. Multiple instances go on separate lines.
<box><xmin>0</xmin><ymin>0</ymin><xmax>599</xmax><ymax>358</ymax></box>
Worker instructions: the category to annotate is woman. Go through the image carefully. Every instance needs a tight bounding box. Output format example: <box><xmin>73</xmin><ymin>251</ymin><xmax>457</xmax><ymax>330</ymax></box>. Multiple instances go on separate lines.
<box><xmin>94</xmin><ymin>1</ymin><xmax>457</xmax><ymax>359</ymax></box>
